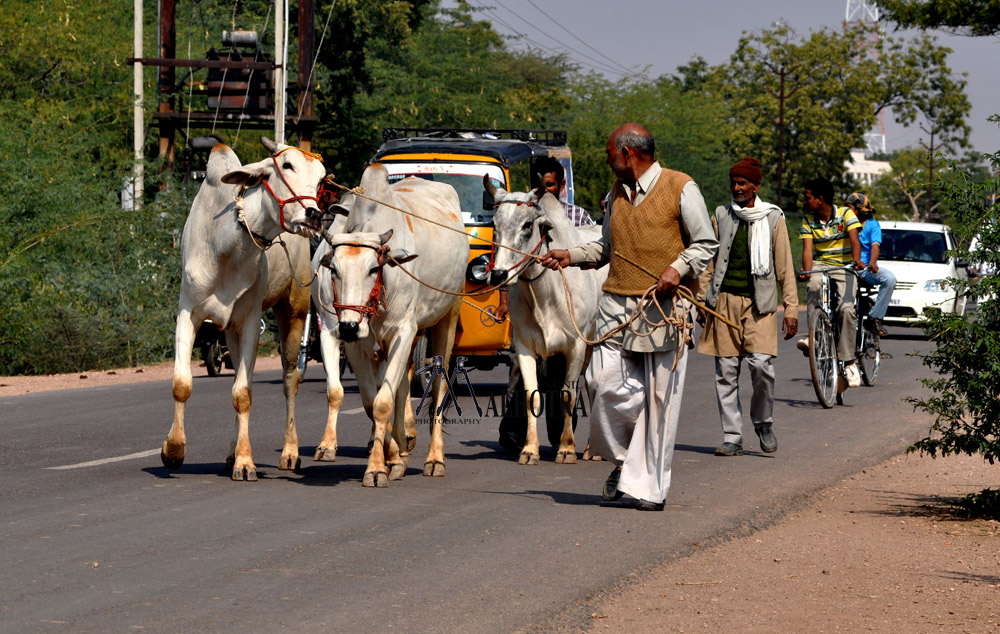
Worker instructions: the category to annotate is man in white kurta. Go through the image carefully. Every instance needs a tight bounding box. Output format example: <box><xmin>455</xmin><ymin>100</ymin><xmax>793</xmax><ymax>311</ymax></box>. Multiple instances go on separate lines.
<box><xmin>539</xmin><ymin>123</ymin><xmax>717</xmax><ymax>510</ymax></box>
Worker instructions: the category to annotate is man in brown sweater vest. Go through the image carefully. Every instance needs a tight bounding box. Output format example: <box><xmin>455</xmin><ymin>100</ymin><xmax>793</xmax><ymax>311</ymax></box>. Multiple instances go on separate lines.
<box><xmin>540</xmin><ymin>123</ymin><xmax>718</xmax><ymax>510</ymax></box>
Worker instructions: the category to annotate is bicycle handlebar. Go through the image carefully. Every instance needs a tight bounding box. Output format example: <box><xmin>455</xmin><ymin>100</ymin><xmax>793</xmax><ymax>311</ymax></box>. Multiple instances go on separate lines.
<box><xmin>798</xmin><ymin>263</ymin><xmax>864</xmax><ymax>278</ymax></box>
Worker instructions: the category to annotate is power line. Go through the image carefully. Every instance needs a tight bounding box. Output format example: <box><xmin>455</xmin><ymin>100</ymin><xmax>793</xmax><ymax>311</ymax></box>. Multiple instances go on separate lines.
<box><xmin>466</xmin><ymin>0</ymin><xmax>622</xmax><ymax>75</ymax></box>
<box><xmin>490</xmin><ymin>0</ymin><xmax>634</xmax><ymax>76</ymax></box>
<box><xmin>522</xmin><ymin>0</ymin><xmax>634</xmax><ymax>75</ymax></box>
<box><xmin>465</xmin><ymin>0</ymin><xmax>632</xmax><ymax>78</ymax></box>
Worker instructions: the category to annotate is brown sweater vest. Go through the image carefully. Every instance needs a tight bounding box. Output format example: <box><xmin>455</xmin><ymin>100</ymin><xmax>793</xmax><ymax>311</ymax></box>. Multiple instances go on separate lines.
<box><xmin>603</xmin><ymin>168</ymin><xmax>693</xmax><ymax>296</ymax></box>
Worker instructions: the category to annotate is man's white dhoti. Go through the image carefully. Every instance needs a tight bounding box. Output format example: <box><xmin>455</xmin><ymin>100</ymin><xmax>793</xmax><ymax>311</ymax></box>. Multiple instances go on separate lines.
<box><xmin>586</xmin><ymin>340</ymin><xmax>688</xmax><ymax>504</ymax></box>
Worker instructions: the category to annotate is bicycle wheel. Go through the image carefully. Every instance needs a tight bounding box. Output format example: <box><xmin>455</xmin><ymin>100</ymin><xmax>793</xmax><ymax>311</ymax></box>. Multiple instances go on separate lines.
<box><xmin>809</xmin><ymin>311</ymin><xmax>838</xmax><ymax>408</ymax></box>
<box><xmin>860</xmin><ymin>325</ymin><xmax>880</xmax><ymax>386</ymax></box>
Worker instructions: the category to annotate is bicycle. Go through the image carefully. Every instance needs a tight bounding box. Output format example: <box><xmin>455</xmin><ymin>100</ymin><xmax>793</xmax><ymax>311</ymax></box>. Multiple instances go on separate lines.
<box><xmin>799</xmin><ymin>264</ymin><xmax>882</xmax><ymax>408</ymax></box>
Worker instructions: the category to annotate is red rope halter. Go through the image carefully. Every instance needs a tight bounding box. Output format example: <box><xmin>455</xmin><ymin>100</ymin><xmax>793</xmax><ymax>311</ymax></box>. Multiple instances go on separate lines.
<box><xmin>487</xmin><ymin>232</ymin><xmax>548</xmax><ymax>279</ymax></box>
<box><xmin>328</xmin><ymin>244</ymin><xmax>387</xmax><ymax>323</ymax></box>
<box><xmin>259</xmin><ymin>148</ymin><xmax>321</xmax><ymax>232</ymax></box>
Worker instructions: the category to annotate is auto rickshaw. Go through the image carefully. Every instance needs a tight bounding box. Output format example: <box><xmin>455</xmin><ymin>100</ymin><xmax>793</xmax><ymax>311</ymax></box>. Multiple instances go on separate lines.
<box><xmin>370</xmin><ymin>128</ymin><xmax>578</xmax><ymax>377</ymax></box>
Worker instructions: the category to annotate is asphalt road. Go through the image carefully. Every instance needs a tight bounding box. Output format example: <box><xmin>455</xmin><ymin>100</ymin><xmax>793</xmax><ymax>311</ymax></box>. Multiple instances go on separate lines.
<box><xmin>1</xmin><ymin>328</ymin><xmax>938</xmax><ymax>633</ymax></box>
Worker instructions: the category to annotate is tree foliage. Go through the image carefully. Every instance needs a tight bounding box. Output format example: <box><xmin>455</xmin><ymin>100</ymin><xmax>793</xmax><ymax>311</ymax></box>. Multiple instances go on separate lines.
<box><xmin>908</xmin><ymin>129</ymin><xmax>1000</xmax><ymax>517</ymax></box>
<box><xmin>564</xmin><ymin>61</ymin><xmax>732</xmax><ymax>213</ymax></box>
<box><xmin>0</xmin><ymin>1</ymin><xmax>186</xmax><ymax>374</ymax></box>
<box><xmin>875</xmin><ymin>0</ymin><xmax>1000</xmax><ymax>36</ymax></box>
<box><xmin>719</xmin><ymin>24</ymin><xmax>969</xmax><ymax>213</ymax></box>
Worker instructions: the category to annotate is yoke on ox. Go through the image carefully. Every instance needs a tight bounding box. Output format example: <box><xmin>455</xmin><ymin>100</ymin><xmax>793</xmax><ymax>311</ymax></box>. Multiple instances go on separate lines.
<box><xmin>161</xmin><ymin>136</ymin><xmax>326</xmax><ymax>481</ymax></box>
<box><xmin>324</xmin><ymin>164</ymin><xmax>468</xmax><ymax>487</ymax></box>
<box><xmin>485</xmin><ymin>176</ymin><xmax>607</xmax><ymax>465</ymax></box>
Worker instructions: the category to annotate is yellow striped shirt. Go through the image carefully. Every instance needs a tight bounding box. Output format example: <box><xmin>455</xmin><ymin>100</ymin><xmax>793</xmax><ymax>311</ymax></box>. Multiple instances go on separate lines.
<box><xmin>799</xmin><ymin>206</ymin><xmax>861</xmax><ymax>265</ymax></box>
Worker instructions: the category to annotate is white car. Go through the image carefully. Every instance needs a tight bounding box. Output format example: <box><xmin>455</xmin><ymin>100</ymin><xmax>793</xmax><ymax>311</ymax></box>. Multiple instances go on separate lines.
<box><xmin>876</xmin><ymin>221</ymin><xmax>969</xmax><ymax>325</ymax></box>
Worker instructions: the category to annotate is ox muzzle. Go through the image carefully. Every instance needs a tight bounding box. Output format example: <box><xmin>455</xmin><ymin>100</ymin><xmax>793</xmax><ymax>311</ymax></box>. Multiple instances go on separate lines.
<box><xmin>338</xmin><ymin>320</ymin><xmax>361</xmax><ymax>342</ymax></box>
<box><xmin>489</xmin><ymin>269</ymin><xmax>509</xmax><ymax>287</ymax></box>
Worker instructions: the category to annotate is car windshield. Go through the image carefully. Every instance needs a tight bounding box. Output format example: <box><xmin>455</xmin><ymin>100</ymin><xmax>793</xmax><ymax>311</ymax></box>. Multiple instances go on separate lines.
<box><xmin>880</xmin><ymin>229</ymin><xmax>948</xmax><ymax>264</ymax></box>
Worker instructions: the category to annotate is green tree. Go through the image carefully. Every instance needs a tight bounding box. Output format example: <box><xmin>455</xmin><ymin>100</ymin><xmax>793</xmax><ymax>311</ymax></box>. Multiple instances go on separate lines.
<box><xmin>907</xmin><ymin>133</ymin><xmax>1000</xmax><ymax>518</ymax></box>
<box><xmin>720</xmin><ymin>24</ymin><xmax>970</xmax><ymax>212</ymax></box>
<box><xmin>720</xmin><ymin>24</ymin><xmax>883</xmax><ymax>208</ymax></box>
<box><xmin>564</xmin><ymin>59</ymin><xmax>731</xmax><ymax>214</ymax></box>
<box><xmin>883</xmin><ymin>35</ymin><xmax>971</xmax><ymax>219</ymax></box>
<box><xmin>0</xmin><ymin>1</ymin><xmax>186</xmax><ymax>374</ymax></box>
<box><xmin>875</xmin><ymin>0</ymin><xmax>1000</xmax><ymax>36</ymax></box>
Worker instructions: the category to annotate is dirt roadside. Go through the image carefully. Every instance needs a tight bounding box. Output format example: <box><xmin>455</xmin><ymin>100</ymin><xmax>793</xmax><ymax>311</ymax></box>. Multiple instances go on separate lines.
<box><xmin>3</xmin><ymin>360</ymin><xmax>998</xmax><ymax>632</ymax></box>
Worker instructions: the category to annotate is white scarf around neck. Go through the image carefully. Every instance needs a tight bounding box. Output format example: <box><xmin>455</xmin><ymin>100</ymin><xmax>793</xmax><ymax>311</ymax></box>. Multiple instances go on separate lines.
<box><xmin>731</xmin><ymin>197</ymin><xmax>780</xmax><ymax>276</ymax></box>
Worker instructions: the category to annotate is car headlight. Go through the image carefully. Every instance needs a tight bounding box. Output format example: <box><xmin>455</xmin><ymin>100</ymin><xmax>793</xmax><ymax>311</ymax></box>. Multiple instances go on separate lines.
<box><xmin>923</xmin><ymin>279</ymin><xmax>949</xmax><ymax>292</ymax></box>
<box><xmin>466</xmin><ymin>254</ymin><xmax>492</xmax><ymax>283</ymax></box>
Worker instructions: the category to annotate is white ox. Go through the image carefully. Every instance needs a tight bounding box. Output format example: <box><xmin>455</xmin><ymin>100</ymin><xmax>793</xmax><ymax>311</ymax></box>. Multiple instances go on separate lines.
<box><xmin>308</xmin><ymin>211</ymin><xmax>358</xmax><ymax>462</ymax></box>
<box><xmin>325</xmin><ymin>164</ymin><xmax>468</xmax><ymax>487</ymax></box>
<box><xmin>161</xmin><ymin>136</ymin><xmax>326</xmax><ymax>481</ymax></box>
<box><xmin>485</xmin><ymin>177</ymin><xmax>607</xmax><ymax>465</ymax></box>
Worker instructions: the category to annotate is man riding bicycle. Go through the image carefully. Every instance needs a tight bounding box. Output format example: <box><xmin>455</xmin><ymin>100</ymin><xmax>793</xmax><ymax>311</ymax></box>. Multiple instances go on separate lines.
<box><xmin>796</xmin><ymin>177</ymin><xmax>863</xmax><ymax>387</ymax></box>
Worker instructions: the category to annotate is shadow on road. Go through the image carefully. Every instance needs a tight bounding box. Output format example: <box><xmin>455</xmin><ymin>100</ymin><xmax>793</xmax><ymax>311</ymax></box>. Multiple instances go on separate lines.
<box><xmin>675</xmin><ymin>443</ymin><xmax>717</xmax><ymax>456</ymax></box>
<box><xmin>143</xmin><ymin>462</ymin><xmax>230</xmax><ymax>479</ymax></box>
<box><xmin>520</xmin><ymin>489</ymin><xmax>601</xmax><ymax>506</ymax></box>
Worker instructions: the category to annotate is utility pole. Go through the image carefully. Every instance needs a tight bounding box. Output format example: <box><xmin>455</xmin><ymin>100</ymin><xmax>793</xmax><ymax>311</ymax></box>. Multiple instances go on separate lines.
<box><xmin>763</xmin><ymin>62</ymin><xmax>801</xmax><ymax>208</ymax></box>
<box><xmin>274</xmin><ymin>0</ymin><xmax>286</xmax><ymax>144</ymax></box>
<box><xmin>132</xmin><ymin>0</ymin><xmax>144</xmax><ymax>210</ymax></box>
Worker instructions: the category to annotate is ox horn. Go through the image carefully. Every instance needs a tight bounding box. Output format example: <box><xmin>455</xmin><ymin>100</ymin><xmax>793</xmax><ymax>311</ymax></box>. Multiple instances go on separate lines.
<box><xmin>530</xmin><ymin>172</ymin><xmax>547</xmax><ymax>202</ymax></box>
<box><xmin>483</xmin><ymin>174</ymin><xmax>498</xmax><ymax>199</ymax></box>
<box><xmin>260</xmin><ymin>136</ymin><xmax>279</xmax><ymax>153</ymax></box>
<box><xmin>378</xmin><ymin>229</ymin><xmax>394</xmax><ymax>245</ymax></box>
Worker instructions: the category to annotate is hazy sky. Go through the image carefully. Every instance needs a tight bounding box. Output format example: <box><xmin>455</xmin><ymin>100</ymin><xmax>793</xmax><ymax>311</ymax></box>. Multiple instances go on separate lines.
<box><xmin>449</xmin><ymin>0</ymin><xmax>1000</xmax><ymax>158</ymax></box>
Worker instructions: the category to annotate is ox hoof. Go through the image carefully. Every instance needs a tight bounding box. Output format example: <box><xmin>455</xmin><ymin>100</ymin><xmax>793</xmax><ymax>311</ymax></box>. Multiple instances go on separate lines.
<box><xmin>555</xmin><ymin>450</ymin><xmax>578</xmax><ymax>464</ymax></box>
<box><xmin>313</xmin><ymin>446</ymin><xmax>337</xmax><ymax>462</ymax></box>
<box><xmin>231</xmin><ymin>465</ymin><xmax>258</xmax><ymax>482</ymax></box>
<box><xmin>160</xmin><ymin>443</ymin><xmax>185</xmax><ymax>470</ymax></box>
<box><xmin>388</xmin><ymin>463</ymin><xmax>407</xmax><ymax>480</ymax></box>
<box><xmin>422</xmin><ymin>461</ymin><xmax>446</xmax><ymax>477</ymax></box>
<box><xmin>278</xmin><ymin>454</ymin><xmax>301</xmax><ymax>471</ymax></box>
<box><xmin>518</xmin><ymin>452</ymin><xmax>540</xmax><ymax>466</ymax></box>
<box><xmin>362</xmin><ymin>470</ymin><xmax>389</xmax><ymax>488</ymax></box>
<box><xmin>406</xmin><ymin>435</ymin><xmax>417</xmax><ymax>452</ymax></box>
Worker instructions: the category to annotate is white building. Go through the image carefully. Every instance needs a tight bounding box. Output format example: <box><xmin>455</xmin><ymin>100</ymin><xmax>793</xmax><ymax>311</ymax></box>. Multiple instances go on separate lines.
<box><xmin>844</xmin><ymin>148</ymin><xmax>892</xmax><ymax>186</ymax></box>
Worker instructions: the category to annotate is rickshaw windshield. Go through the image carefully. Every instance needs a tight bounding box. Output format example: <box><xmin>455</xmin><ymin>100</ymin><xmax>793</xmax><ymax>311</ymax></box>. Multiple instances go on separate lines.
<box><xmin>382</xmin><ymin>162</ymin><xmax>506</xmax><ymax>225</ymax></box>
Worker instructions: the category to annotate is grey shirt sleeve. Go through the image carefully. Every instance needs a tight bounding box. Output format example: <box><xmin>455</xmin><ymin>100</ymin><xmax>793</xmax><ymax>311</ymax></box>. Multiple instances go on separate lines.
<box><xmin>566</xmin><ymin>211</ymin><xmax>612</xmax><ymax>269</ymax></box>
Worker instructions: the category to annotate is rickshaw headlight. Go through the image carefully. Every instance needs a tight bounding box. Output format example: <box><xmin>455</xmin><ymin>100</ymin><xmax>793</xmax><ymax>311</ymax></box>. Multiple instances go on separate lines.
<box><xmin>466</xmin><ymin>254</ymin><xmax>491</xmax><ymax>283</ymax></box>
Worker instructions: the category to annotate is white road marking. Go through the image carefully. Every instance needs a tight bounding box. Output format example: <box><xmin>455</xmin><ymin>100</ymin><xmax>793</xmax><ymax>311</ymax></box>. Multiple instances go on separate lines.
<box><xmin>47</xmin><ymin>449</ymin><xmax>161</xmax><ymax>470</ymax></box>
<box><xmin>46</xmin><ymin>408</ymin><xmax>369</xmax><ymax>470</ymax></box>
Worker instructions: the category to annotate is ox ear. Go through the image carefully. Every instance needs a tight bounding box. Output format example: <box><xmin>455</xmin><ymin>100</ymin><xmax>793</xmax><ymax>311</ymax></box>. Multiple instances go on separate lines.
<box><xmin>221</xmin><ymin>160</ymin><xmax>269</xmax><ymax>187</ymax></box>
<box><xmin>537</xmin><ymin>214</ymin><xmax>555</xmax><ymax>237</ymax></box>
<box><xmin>330</xmin><ymin>203</ymin><xmax>351</xmax><ymax>217</ymax></box>
<box><xmin>386</xmin><ymin>249</ymin><xmax>417</xmax><ymax>266</ymax></box>
<box><xmin>260</xmin><ymin>136</ymin><xmax>280</xmax><ymax>154</ymax></box>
